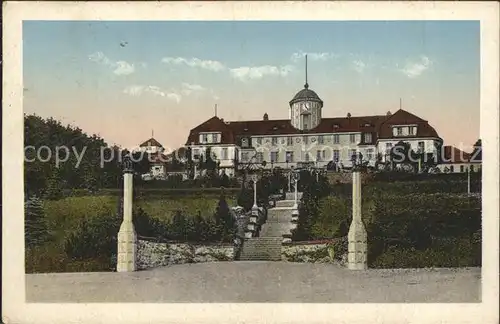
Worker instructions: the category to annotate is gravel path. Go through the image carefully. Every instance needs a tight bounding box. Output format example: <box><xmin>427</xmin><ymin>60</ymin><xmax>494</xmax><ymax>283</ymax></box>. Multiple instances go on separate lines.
<box><xmin>26</xmin><ymin>262</ymin><xmax>481</xmax><ymax>303</ymax></box>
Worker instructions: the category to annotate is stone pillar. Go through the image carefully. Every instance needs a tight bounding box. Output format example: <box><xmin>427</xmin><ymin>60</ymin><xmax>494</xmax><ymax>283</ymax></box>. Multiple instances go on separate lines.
<box><xmin>117</xmin><ymin>157</ymin><xmax>137</xmax><ymax>272</ymax></box>
<box><xmin>348</xmin><ymin>171</ymin><xmax>367</xmax><ymax>270</ymax></box>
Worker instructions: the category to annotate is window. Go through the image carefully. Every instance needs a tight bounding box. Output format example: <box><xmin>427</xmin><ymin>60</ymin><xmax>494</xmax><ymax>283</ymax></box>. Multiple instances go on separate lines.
<box><xmin>385</xmin><ymin>142</ymin><xmax>393</xmax><ymax>153</ymax></box>
<box><xmin>193</xmin><ymin>148</ymin><xmax>201</xmax><ymax>160</ymax></box>
<box><xmin>287</xmin><ymin>137</ymin><xmax>293</xmax><ymax>146</ymax></box>
<box><xmin>270</xmin><ymin>151</ymin><xmax>278</xmax><ymax>163</ymax></box>
<box><xmin>470</xmin><ymin>165</ymin><xmax>474</xmax><ymax>172</ymax></box>
<box><xmin>364</xmin><ymin>133</ymin><xmax>372</xmax><ymax>143</ymax></box>
<box><xmin>221</xmin><ymin>148</ymin><xmax>228</xmax><ymax>160</ymax></box>
<box><xmin>349</xmin><ymin>149</ymin><xmax>357</xmax><ymax>161</ymax></box>
<box><xmin>418</xmin><ymin>141</ymin><xmax>425</xmax><ymax>153</ymax></box>
<box><xmin>366</xmin><ymin>148</ymin><xmax>374</xmax><ymax>160</ymax></box>
<box><xmin>318</xmin><ymin>135</ymin><xmax>324</xmax><ymax>144</ymax></box>
<box><xmin>350</xmin><ymin>134</ymin><xmax>356</xmax><ymax>143</ymax></box>
<box><xmin>241</xmin><ymin>138</ymin><xmax>249</xmax><ymax>148</ymax></box>
<box><xmin>272</xmin><ymin>137</ymin><xmax>278</xmax><ymax>145</ymax></box>
<box><xmin>202</xmin><ymin>134</ymin><xmax>208</xmax><ymax>143</ymax></box>
<box><xmin>286</xmin><ymin>151</ymin><xmax>294</xmax><ymax>163</ymax></box>
<box><xmin>255</xmin><ymin>152</ymin><xmax>263</xmax><ymax>163</ymax></box>
<box><xmin>333</xmin><ymin>134</ymin><xmax>340</xmax><ymax>144</ymax></box>
<box><xmin>460</xmin><ymin>165</ymin><xmax>465</xmax><ymax>173</ymax></box>
<box><xmin>256</xmin><ymin>137</ymin><xmax>262</xmax><ymax>145</ymax></box>
<box><xmin>397</xmin><ymin>127</ymin><xmax>403</xmax><ymax>136</ymax></box>
<box><xmin>241</xmin><ymin>152</ymin><xmax>249</xmax><ymax>162</ymax></box>
<box><xmin>408</xmin><ymin>127</ymin><xmax>415</xmax><ymax>135</ymax></box>
<box><xmin>316</xmin><ymin>150</ymin><xmax>322</xmax><ymax>161</ymax></box>
<box><xmin>212</xmin><ymin>134</ymin><xmax>218</xmax><ymax>143</ymax></box>
<box><xmin>304</xmin><ymin>151</ymin><xmax>310</xmax><ymax>162</ymax></box>
<box><xmin>304</xmin><ymin>136</ymin><xmax>308</xmax><ymax>144</ymax></box>
<box><xmin>322</xmin><ymin>150</ymin><xmax>327</xmax><ymax>159</ymax></box>
<box><xmin>333</xmin><ymin>150</ymin><xmax>340</xmax><ymax>162</ymax></box>
<box><xmin>450</xmin><ymin>165</ymin><xmax>455</xmax><ymax>173</ymax></box>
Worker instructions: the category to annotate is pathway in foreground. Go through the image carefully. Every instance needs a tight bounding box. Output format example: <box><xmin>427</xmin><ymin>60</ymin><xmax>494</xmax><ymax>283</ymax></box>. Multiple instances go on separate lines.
<box><xmin>26</xmin><ymin>262</ymin><xmax>481</xmax><ymax>303</ymax></box>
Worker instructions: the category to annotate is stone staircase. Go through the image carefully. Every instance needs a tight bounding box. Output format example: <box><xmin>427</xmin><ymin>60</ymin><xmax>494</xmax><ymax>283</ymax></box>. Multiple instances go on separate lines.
<box><xmin>239</xmin><ymin>193</ymin><xmax>302</xmax><ymax>261</ymax></box>
<box><xmin>238</xmin><ymin>237</ymin><xmax>283</xmax><ymax>261</ymax></box>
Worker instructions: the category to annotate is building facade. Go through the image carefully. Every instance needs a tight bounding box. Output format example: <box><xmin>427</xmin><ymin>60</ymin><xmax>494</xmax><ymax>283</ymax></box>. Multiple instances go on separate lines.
<box><xmin>185</xmin><ymin>81</ymin><xmax>444</xmax><ymax>176</ymax></box>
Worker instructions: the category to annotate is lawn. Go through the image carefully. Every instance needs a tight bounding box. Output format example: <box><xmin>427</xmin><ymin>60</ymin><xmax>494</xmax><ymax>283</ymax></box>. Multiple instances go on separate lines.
<box><xmin>27</xmin><ymin>193</ymin><xmax>237</xmax><ymax>273</ymax></box>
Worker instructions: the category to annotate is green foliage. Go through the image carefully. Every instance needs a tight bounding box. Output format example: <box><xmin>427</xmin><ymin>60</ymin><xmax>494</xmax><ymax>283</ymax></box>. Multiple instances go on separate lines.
<box><xmin>371</xmin><ymin>237</ymin><xmax>481</xmax><ymax>268</ymax></box>
<box><xmin>292</xmin><ymin>170</ymin><xmax>332</xmax><ymax>241</ymax></box>
<box><xmin>25</xmin><ymin>195</ymin><xmax>49</xmax><ymax>248</ymax></box>
<box><xmin>311</xmin><ymin>196</ymin><xmax>350</xmax><ymax>239</ymax></box>
<box><xmin>24</xmin><ymin>114</ymin><xmax>123</xmax><ymax>197</ymax></box>
<box><xmin>45</xmin><ymin>169</ymin><xmax>64</xmax><ymax>200</ymax></box>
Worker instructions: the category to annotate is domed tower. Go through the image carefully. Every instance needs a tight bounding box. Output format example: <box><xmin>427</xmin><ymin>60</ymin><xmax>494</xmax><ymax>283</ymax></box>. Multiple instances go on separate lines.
<box><xmin>289</xmin><ymin>55</ymin><xmax>323</xmax><ymax>130</ymax></box>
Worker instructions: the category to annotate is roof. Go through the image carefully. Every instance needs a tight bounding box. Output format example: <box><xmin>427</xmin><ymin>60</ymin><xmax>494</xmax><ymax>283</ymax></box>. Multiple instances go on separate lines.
<box><xmin>289</xmin><ymin>84</ymin><xmax>323</xmax><ymax>106</ymax></box>
<box><xmin>441</xmin><ymin>146</ymin><xmax>471</xmax><ymax>164</ymax></box>
<box><xmin>139</xmin><ymin>137</ymin><xmax>163</xmax><ymax>148</ymax></box>
<box><xmin>185</xmin><ymin>109</ymin><xmax>441</xmax><ymax>145</ymax></box>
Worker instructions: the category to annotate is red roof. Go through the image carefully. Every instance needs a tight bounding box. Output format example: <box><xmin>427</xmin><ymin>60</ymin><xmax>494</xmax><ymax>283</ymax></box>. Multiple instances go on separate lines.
<box><xmin>185</xmin><ymin>109</ymin><xmax>440</xmax><ymax>145</ymax></box>
<box><xmin>139</xmin><ymin>137</ymin><xmax>163</xmax><ymax>148</ymax></box>
<box><xmin>442</xmin><ymin>146</ymin><xmax>471</xmax><ymax>164</ymax></box>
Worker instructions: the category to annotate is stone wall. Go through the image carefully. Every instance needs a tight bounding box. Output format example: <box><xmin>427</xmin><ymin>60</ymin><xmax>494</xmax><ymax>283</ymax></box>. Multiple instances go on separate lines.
<box><xmin>281</xmin><ymin>239</ymin><xmax>348</xmax><ymax>266</ymax></box>
<box><xmin>137</xmin><ymin>240</ymin><xmax>234</xmax><ymax>270</ymax></box>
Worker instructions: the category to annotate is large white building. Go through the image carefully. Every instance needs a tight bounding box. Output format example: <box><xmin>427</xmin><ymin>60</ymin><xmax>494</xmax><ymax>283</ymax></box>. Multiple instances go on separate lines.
<box><xmin>185</xmin><ymin>78</ymin><xmax>447</xmax><ymax>177</ymax></box>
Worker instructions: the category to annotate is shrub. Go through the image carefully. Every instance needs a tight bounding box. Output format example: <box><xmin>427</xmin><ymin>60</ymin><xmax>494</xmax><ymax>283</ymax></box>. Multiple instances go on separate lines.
<box><xmin>370</xmin><ymin>236</ymin><xmax>481</xmax><ymax>268</ymax></box>
<box><xmin>310</xmin><ymin>196</ymin><xmax>350</xmax><ymax>239</ymax></box>
<box><xmin>25</xmin><ymin>195</ymin><xmax>49</xmax><ymax>248</ymax></box>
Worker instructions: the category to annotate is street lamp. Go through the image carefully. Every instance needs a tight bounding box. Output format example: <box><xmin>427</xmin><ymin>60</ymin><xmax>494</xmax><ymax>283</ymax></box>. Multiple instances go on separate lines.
<box><xmin>251</xmin><ymin>174</ymin><xmax>258</xmax><ymax>210</ymax></box>
<box><xmin>292</xmin><ymin>171</ymin><xmax>300</xmax><ymax>210</ymax></box>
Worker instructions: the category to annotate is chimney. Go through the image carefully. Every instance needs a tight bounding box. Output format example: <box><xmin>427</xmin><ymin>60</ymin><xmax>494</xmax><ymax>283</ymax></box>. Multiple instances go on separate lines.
<box><xmin>263</xmin><ymin>113</ymin><xmax>269</xmax><ymax>121</ymax></box>
<box><xmin>347</xmin><ymin>113</ymin><xmax>351</xmax><ymax>118</ymax></box>
<box><xmin>220</xmin><ymin>118</ymin><xmax>224</xmax><ymax>123</ymax></box>
<box><xmin>386</xmin><ymin>111</ymin><xmax>392</xmax><ymax>116</ymax></box>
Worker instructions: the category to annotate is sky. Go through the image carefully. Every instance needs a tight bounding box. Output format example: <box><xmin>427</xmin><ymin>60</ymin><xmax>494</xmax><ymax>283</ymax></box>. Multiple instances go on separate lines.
<box><xmin>23</xmin><ymin>20</ymin><xmax>480</xmax><ymax>151</ymax></box>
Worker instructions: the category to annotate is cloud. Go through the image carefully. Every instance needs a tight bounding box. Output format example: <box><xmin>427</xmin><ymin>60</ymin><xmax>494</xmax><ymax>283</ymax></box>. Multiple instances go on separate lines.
<box><xmin>181</xmin><ymin>83</ymin><xmax>206</xmax><ymax>96</ymax></box>
<box><xmin>161</xmin><ymin>57</ymin><xmax>226</xmax><ymax>72</ymax></box>
<box><xmin>352</xmin><ymin>60</ymin><xmax>366</xmax><ymax>73</ymax></box>
<box><xmin>89</xmin><ymin>51</ymin><xmax>135</xmax><ymax>76</ymax></box>
<box><xmin>290</xmin><ymin>52</ymin><xmax>338</xmax><ymax>63</ymax></box>
<box><xmin>230</xmin><ymin>65</ymin><xmax>294</xmax><ymax>81</ymax></box>
<box><xmin>399</xmin><ymin>55</ymin><xmax>432</xmax><ymax>78</ymax></box>
<box><xmin>113</xmin><ymin>61</ymin><xmax>135</xmax><ymax>75</ymax></box>
<box><xmin>123</xmin><ymin>85</ymin><xmax>181</xmax><ymax>103</ymax></box>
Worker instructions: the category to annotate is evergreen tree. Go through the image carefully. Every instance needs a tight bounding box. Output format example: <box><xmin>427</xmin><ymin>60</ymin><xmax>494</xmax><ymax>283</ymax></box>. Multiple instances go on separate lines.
<box><xmin>45</xmin><ymin>168</ymin><xmax>64</xmax><ymax>200</ymax></box>
<box><xmin>25</xmin><ymin>195</ymin><xmax>49</xmax><ymax>248</ymax></box>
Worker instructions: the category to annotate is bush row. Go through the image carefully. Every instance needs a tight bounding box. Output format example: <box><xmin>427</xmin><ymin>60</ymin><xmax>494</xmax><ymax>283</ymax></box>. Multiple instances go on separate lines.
<box><xmin>292</xmin><ymin>172</ymin><xmax>482</xmax><ymax>268</ymax></box>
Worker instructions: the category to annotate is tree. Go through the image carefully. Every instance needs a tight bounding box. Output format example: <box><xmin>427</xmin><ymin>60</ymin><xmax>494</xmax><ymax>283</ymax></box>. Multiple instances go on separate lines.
<box><xmin>471</xmin><ymin>139</ymin><xmax>482</xmax><ymax>161</ymax></box>
<box><xmin>214</xmin><ymin>193</ymin><xmax>233</xmax><ymax>242</ymax></box>
<box><xmin>389</xmin><ymin>141</ymin><xmax>418</xmax><ymax>172</ymax></box>
<box><xmin>25</xmin><ymin>195</ymin><xmax>49</xmax><ymax>248</ymax></box>
<box><xmin>45</xmin><ymin>168</ymin><xmax>64</xmax><ymax>200</ymax></box>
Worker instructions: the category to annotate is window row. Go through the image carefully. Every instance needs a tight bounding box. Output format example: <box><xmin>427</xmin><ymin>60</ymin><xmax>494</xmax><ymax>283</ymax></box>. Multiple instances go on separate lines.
<box><xmin>249</xmin><ymin>133</ymin><xmax>371</xmax><ymax>146</ymax></box>
<box><xmin>240</xmin><ymin>148</ymin><xmax>375</xmax><ymax>163</ymax></box>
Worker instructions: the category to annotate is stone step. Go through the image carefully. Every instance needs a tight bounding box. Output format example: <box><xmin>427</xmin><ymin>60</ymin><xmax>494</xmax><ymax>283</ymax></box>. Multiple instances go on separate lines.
<box><xmin>275</xmin><ymin>200</ymin><xmax>296</xmax><ymax>208</ymax></box>
<box><xmin>239</xmin><ymin>237</ymin><xmax>282</xmax><ymax>261</ymax></box>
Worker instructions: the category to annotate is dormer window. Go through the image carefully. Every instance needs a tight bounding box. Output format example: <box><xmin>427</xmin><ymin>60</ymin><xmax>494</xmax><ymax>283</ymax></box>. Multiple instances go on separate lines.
<box><xmin>364</xmin><ymin>123</ymin><xmax>371</xmax><ymax>127</ymax></box>
<box><xmin>364</xmin><ymin>133</ymin><xmax>372</xmax><ymax>143</ymax></box>
<box><xmin>273</xmin><ymin>126</ymin><xmax>278</xmax><ymax>130</ymax></box>
<box><xmin>333</xmin><ymin>124</ymin><xmax>340</xmax><ymax>129</ymax></box>
<box><xmin>244</xmin><ymin>128</ymin><xmax>249</xmax><ymax>132</ymax></box>
<box><xmin>397</xmin><ymin>127</ymin><xmax>403</xmax><ymax>136</ymax></box>
<box><xmin>202</xmin><ymin>134</ymin><xmax>208</xmax><ymax>143</ymax></box>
